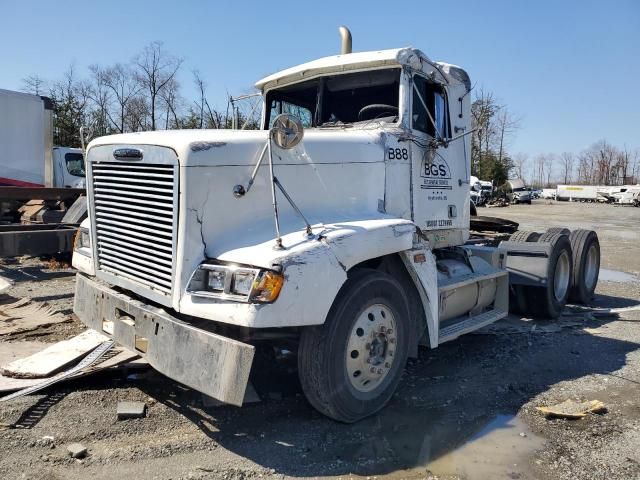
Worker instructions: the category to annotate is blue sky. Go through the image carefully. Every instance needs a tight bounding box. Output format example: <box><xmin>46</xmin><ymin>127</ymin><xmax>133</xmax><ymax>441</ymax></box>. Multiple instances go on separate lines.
<box><xmin>1</xmin><ymin>0</ymin><xmax>638</xmax><ymax>158</ymax></box>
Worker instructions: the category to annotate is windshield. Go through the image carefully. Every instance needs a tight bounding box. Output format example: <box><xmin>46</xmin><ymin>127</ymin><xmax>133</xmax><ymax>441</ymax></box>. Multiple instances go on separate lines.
<box><xmin>264</xmin><ymin>68</ymin><xmax>401</xmax><ymax>128</ymax></box>
<box><xmin>65</xmin><ymin>152</ymin><xmax>85</xmax><ymax>177</ymax></box>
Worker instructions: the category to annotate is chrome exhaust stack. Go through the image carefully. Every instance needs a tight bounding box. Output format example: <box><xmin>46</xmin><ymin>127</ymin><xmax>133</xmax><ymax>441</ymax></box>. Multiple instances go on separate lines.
<box><xmin>339</xmin><ymin>26</ymin><xmax>352</xmax><ymax>54</ymax></box>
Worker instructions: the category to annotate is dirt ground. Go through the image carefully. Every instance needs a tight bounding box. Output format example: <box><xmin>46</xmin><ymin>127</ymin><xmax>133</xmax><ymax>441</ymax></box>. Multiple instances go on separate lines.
<box><xmin>1</xmin><ymin>200</ymin><xmax>639</xmax><ymax>480</ymax></box>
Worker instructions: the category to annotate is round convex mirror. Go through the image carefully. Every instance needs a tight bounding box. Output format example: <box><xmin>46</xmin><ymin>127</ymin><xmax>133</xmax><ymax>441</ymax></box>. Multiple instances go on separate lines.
<box><xmin>270</xmin><ymin>114</ymin><xmax>304</xmax><ymax>149</ymax></box>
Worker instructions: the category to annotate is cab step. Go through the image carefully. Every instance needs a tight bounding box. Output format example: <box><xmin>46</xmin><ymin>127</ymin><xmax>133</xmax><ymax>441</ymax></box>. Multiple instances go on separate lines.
<box><xmin>438</xmin><ymin>307</ymin><xmax>508</xmax><ymax>344</ymax></box>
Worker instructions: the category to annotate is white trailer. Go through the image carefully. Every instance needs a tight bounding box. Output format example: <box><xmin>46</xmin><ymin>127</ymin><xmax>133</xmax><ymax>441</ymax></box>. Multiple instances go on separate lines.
<box><xmin>0</xmin><ymin>89</ymin><xmax>85</xmax><ymax>188</ymax></box>
<box><xmin>541</xmin><ymin>188</ymin><xmax>556</xmax><ymax>199</ymax></box>
<box><xmin>556</xmin><ymin>185</ymin><xmax>598</xmax><ymax>202</ymax></box>
<box><xmin>71</xmin><ymin>28</ymin><xmax>601</xmax><ymax>422</ymax></box>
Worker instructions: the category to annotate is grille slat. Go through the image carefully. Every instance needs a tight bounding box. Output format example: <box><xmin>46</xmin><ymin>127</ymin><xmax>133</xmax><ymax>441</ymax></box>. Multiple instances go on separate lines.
<box><xmin>95</xmin><ymin>210</ymin><xmax>173</xmax><ymax>229</ymax></box>
<box><xmin>94</xmin><ymin>193</ymin><xmax>174</xmax><ymax>211</ymax></box>
<box><xmin>97</xmin><ymin>230</ymin><xmax>173</xmax><ymax>253</ymax></box>
<box><xmin>96</xmin><ymin>223</ymin><xmax>173</xmax><ymax>246</ymax></box>
<box><xmin>96</xmin><ymin>242</ymin><xmax>173</xmax><ymax>268</ymax></box>
<box><xmin>91</xmin><ymin>161</ymin><xmax>177</xmax><ymax>296</ymax></box>
<box><xmin>95</xmin><ymin>199</ymin><xmax>173</xmax><ymax>217</ymax></box>
<box><xmin>95</xmin><ymin>205</ymin><xmax>172</xmax><ymax>224</ymax></box>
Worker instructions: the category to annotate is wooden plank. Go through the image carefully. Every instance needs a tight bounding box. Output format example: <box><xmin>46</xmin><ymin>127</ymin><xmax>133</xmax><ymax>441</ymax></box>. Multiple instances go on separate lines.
<box><xmin>0</xmin><ymin>298</ymin><xmax>70</xmax><ymax>336</ymax></box>
<box><xmin>0</xmin><ymin>330</ymin><xmax>108</xmax><ymax>378</ymax></box>
<box><xmin>0</xmin><ymin>346</ymin><xmax>142</xmax><ymax>394</ymax></box>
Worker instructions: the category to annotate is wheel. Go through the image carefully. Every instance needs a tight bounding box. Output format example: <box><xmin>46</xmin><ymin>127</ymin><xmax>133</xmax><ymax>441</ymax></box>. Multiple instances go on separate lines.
<box><xmin>298</xmin><ymin>269</ymin><xmax>410</xmax><ymax>423</ymax></box>
<box><xmin>545</xmin><ymin>227</ymin><xmax>571</xmax><ymax>236</ymax></box>
<box><xmin>524</xmin><ymin>233</ymin><xmax>573</xmax><ymax>319</ymax></box>
<box><xmin>526</xmin><ymin>200</ymin><xmax>532</xmax><ymax>205</ymax></box>
<box><xmin>568</xmin><ymin>229</ymin><xmax>600</xmax><ymax>304</ymax></box>
<box><xmin>470</xmin><ymin>201</ymin><xmax>478</xmax><ymax>217</ymax></box>
<box><xmin>509</xmin><ymin>230</ymin><xmax>541</xmax><ymax>242</ymax></box>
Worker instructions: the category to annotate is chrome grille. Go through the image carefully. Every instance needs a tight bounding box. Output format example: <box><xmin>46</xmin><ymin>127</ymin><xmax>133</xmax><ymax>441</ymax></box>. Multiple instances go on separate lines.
<box><xmin>90</xmin><ymin>161</ymin><xmax>177</xmax><ymax>295</ymax></box>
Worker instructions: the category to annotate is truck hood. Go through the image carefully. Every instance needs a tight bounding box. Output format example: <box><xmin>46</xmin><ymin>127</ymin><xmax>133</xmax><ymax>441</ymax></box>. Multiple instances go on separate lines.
<box><xmin>87</xmin><ymin>127</ymin><xmax>389</xmax><ymax>167</ymax></box>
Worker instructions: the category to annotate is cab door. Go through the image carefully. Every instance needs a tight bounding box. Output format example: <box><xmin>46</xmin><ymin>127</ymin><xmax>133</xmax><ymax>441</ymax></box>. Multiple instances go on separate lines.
<box><xmin>410</xmin><ymin>75</ymin><xmax>469</xmax><ymax>243</ymax></box>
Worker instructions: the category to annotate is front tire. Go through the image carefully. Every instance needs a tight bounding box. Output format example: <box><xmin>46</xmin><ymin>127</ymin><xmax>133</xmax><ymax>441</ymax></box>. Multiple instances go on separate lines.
<box><xmin>298</xmin><ymin>269</ymin><xmax>410</xmax><ymax>423</ymax></box>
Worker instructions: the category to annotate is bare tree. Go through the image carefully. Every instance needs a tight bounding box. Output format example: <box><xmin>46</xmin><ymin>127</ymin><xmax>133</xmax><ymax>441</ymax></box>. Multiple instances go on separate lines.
<box><xmin>21</xmin><ymin>74</ymin><xmax>47</xmax><ymax>95</ymax></box>
<box><xmin>512</xmin><ymin>152</ymin><xmax>528</xmax><ymax>181</ymax></box>
<box><xmin>495</xmin><ymin>109</ymin><xmax>521</xmax><ymax>165</ymax></box>
<box><xmin>49</xmin><ymin>65</ymin><xmax>92</xmax><ymax>146</ymax></box>
<box><xmin>559</xmin><ymin>152</ymin><xmax>574</xmax><ymax>184</ymax></box>
<box><xmin>544</xmin><ymin>154</ymin><xmax>554</xmax><ymax>187</ymax></box>
<box><xmin>160</xmin><ymin>77</ymin><xmax>182</xmax><ymax>129</ymax></box>
<box><xmin>134</xmin><ymin>42</ymin><xmax>183</xmax><ymax>130</ymax></box>
<box><xmin>533</xmin><ymin>154</ymin><xmax>546</xmax><ymax>188</ymax></box>
<box><xmin>95</xmin><ymin>63</ymin><xmax>142</xmax><ymax>133</ymax></box>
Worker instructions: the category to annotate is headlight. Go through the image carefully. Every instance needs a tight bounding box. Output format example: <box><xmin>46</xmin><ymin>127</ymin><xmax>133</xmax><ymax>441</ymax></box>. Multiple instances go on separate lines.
<box><xmin>187</xmin><ymin>262</ymin><xmax>284</xmax><ymax>303</ymax></box>
<box><xmin>74</xmin><ymin>227</ymin><xmax>91</xmax><ymax>254</ymax></box>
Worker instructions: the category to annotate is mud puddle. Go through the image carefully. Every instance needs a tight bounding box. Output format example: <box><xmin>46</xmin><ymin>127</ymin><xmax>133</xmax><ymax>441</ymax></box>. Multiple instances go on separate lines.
<box><xmin>599</xmin><ymin>269</ymin><xmax>639</xmax><ymax>283</ymax></box>
<box><xmin>424</xmin><ymin>414</ymin><xmax>544</xmax><ymax>479</ymax></box>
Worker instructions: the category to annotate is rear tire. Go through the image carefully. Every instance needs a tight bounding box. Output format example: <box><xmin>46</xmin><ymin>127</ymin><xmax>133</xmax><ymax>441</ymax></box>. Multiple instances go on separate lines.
<box><xmin>545</xmin><ymin>227</ymin><xmax>571</xmax><ymax>236</ymax></box>
<box><xmin>568</xmin><ymin>229</ymin><xmax>600</xmax><ymax>304</ymax></box>
<box><xmin>298</xmin><ymin>269</ymin><xmax>410</xmax><ymax>423</ymax></box>
<box><xmin>524</xmin><ymin>233</ymin><xmax>573</xmax><ymax>319</ymax></box>
<box><xmin>509</xmin><ymin>230</ymin><xmax>541</xmax><ymax>242</ymax></box>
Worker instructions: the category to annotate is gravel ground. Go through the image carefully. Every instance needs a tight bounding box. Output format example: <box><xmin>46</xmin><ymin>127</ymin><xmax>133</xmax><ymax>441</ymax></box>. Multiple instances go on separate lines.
<box><xmin>0</xmin><ymin>200</ymin><xmax>639</xmax><ymax>480</ymax></box>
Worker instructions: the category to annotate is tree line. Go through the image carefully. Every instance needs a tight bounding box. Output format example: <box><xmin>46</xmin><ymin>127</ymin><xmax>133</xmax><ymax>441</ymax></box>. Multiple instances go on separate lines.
<box><xmin>470</xmin><ymin>88</ymin><xmax>638</xmax><ymax>188</ymax></box>
<box><xmin>512</xmin><ymin>141</ymin><xmax>639</xmax><ymax>188</ymax></box>
<box><xmin>21</xmin><ymin>42</ymin><xmax>261</xmax><ymax>147</ymax></box>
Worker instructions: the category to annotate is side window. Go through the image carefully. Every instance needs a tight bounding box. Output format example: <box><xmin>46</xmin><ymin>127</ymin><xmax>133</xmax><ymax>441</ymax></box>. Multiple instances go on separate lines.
<box><xmin>64</xmin><ymin>153</ymin><xmax>85</xmax><ymax>177</ymax></box>
<box><xmin>268</xmin><ymin>99</ymin><xmax>313</xmax><ymax>128</ymax></box>
<box><xmin>412</xmin><ymin>76</ymin><xmax>451</xmax><ymax>139</ymax></box>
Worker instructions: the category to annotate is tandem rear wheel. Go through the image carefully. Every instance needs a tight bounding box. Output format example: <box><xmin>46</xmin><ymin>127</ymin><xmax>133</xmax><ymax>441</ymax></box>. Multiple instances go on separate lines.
<box><xmin>508</xmin><ymin>228</ymin><xmax>600</xmax><ymax>318</ymax></box>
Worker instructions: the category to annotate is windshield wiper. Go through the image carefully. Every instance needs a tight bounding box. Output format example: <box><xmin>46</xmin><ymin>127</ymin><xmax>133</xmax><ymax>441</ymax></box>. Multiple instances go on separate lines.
<box><xmin>318</xmin><ymin>121</ymin><xmax>353</xmax><ymax>128</ymax></box>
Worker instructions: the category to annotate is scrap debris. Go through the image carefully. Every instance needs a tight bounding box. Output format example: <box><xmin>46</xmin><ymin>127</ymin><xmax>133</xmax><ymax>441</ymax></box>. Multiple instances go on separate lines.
<box><xmin>1</xmin><ymin>330</ymin><xmax>109</xmax><ymax>378</ymax></box>
<box><xmin>0</xmin><ymin>275</ymin><xmax>12</xmax><ymax>294</ymax></box>
<box><xmin>116</xmin><ymin>401</ymin><xmax>147</xmax><ymax>420</ymax></box>
<box><xmin>0</xmin><ymin>297</ymin><xmax>70</xmax><ymax>336</ymax></box>
<box><xmin>536</xmin><ymin>399</ymin><xmax>607</xmax><ymax>419</ymax></box>
<box><xmin>0</xmin><ymin>340</ymin><xmax>115</xmax><ymax>402</ymax></box>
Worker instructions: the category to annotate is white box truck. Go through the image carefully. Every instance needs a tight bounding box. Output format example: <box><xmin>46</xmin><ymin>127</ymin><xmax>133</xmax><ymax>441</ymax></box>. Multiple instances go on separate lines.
<box><xmin>0</xmin><ymin>89</ymin><xmax>85</xmax><ymax>188</ymax></box>
<box><xmin>72</xmin><ymin>28</ymin><xmax>601</xmax><ymax>422</ymax></box>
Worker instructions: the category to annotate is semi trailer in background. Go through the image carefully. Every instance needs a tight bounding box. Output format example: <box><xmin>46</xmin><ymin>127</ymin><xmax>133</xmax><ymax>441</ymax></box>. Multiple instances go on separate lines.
<box><xmin>0</xmin><ymin>88</ymin><xmax>85</xmax><ymax>188</ymax></box>
<box><xmin>556</xmin><ymin>185</ymin><xmax>599</xmax><ymax>202</ymax></box>
<box><xmin>0</xmin><ymin>88</ymin><xmax>86</xmax><ymax>257</ymax></box>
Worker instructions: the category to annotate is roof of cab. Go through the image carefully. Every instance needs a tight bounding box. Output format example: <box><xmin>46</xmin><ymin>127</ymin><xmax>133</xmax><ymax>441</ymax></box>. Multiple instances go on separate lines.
<box><xmin>254</xmin><ymin>47</ymin><xmax>470</xmax><ymax>92</ymax></box>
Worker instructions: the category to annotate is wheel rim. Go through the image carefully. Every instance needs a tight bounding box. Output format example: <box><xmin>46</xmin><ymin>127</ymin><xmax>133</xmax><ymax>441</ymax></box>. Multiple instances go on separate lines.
<box><xmin>554</xmin><ymin>251</ymin><xmax>571</xmax><ymax>301</ymax></box>
<box><xmin>345</xmin><ymin>303</ymin><xmax>397</xmax><ymax>393</ymax></box>
<box><xmin>584</xmin><ymin>244</ymin><xmax>599</xmax><ymax>291</ymax></box>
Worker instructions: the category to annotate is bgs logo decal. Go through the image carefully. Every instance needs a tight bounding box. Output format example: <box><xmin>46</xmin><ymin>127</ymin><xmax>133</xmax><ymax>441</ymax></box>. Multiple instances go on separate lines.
<box><xmin>420</xmin><ymin>152</ymin><xmax>452</xmax><ymax>190</ymax></box>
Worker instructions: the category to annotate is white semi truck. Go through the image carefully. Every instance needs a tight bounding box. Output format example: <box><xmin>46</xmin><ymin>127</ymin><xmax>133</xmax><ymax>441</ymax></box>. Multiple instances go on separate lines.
<box><xmin>72</xmin><ymin>29</ymin><xmax>601</xmax><ymax>422</ymax></box>
<box><xmin>0</xmin><ymin>88</ymin><xmax>85</xmax><ymax>188</ymax></box>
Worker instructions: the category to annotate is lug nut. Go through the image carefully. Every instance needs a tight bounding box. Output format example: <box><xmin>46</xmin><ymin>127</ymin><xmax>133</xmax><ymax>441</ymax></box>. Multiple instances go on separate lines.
<box><xmin>389</xmin><ymin>338</ymin><xmax>396</xmax><ymax>344</ymax></box>
<box><xmin>370</xmin><ymin>367</ymin><xmax>376</xmax><ymax>373</ymax></box>
<box><xmin>380</xmin><ymin>325</ymin><xmax>386</xmax><ymax>332</ymax></box>
<box><xmin>377</xmin><ymin>368</ymin><xmax>383</xmax><ymax>374</ymax></box>
<box><xmin>385</xmin><ymin>362</ymin><xmax>391</xmax><ymax>368</ymax></box>
<box><xmin>388</xmin><ymin>350</ymin><xmax>394</xmax><ymax>356</ymax></box>
<box><xmin>387</xmin><ymin>328</ymin><xmax>393</xmax><ymax>334</ymax></box>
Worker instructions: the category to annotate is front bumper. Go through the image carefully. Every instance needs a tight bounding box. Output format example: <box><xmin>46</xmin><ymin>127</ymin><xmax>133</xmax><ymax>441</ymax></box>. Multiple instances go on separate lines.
<box><xmin>73</xmin><ymin>274</ymin><xmax>254</xmax><ymax>406</ymax></box>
